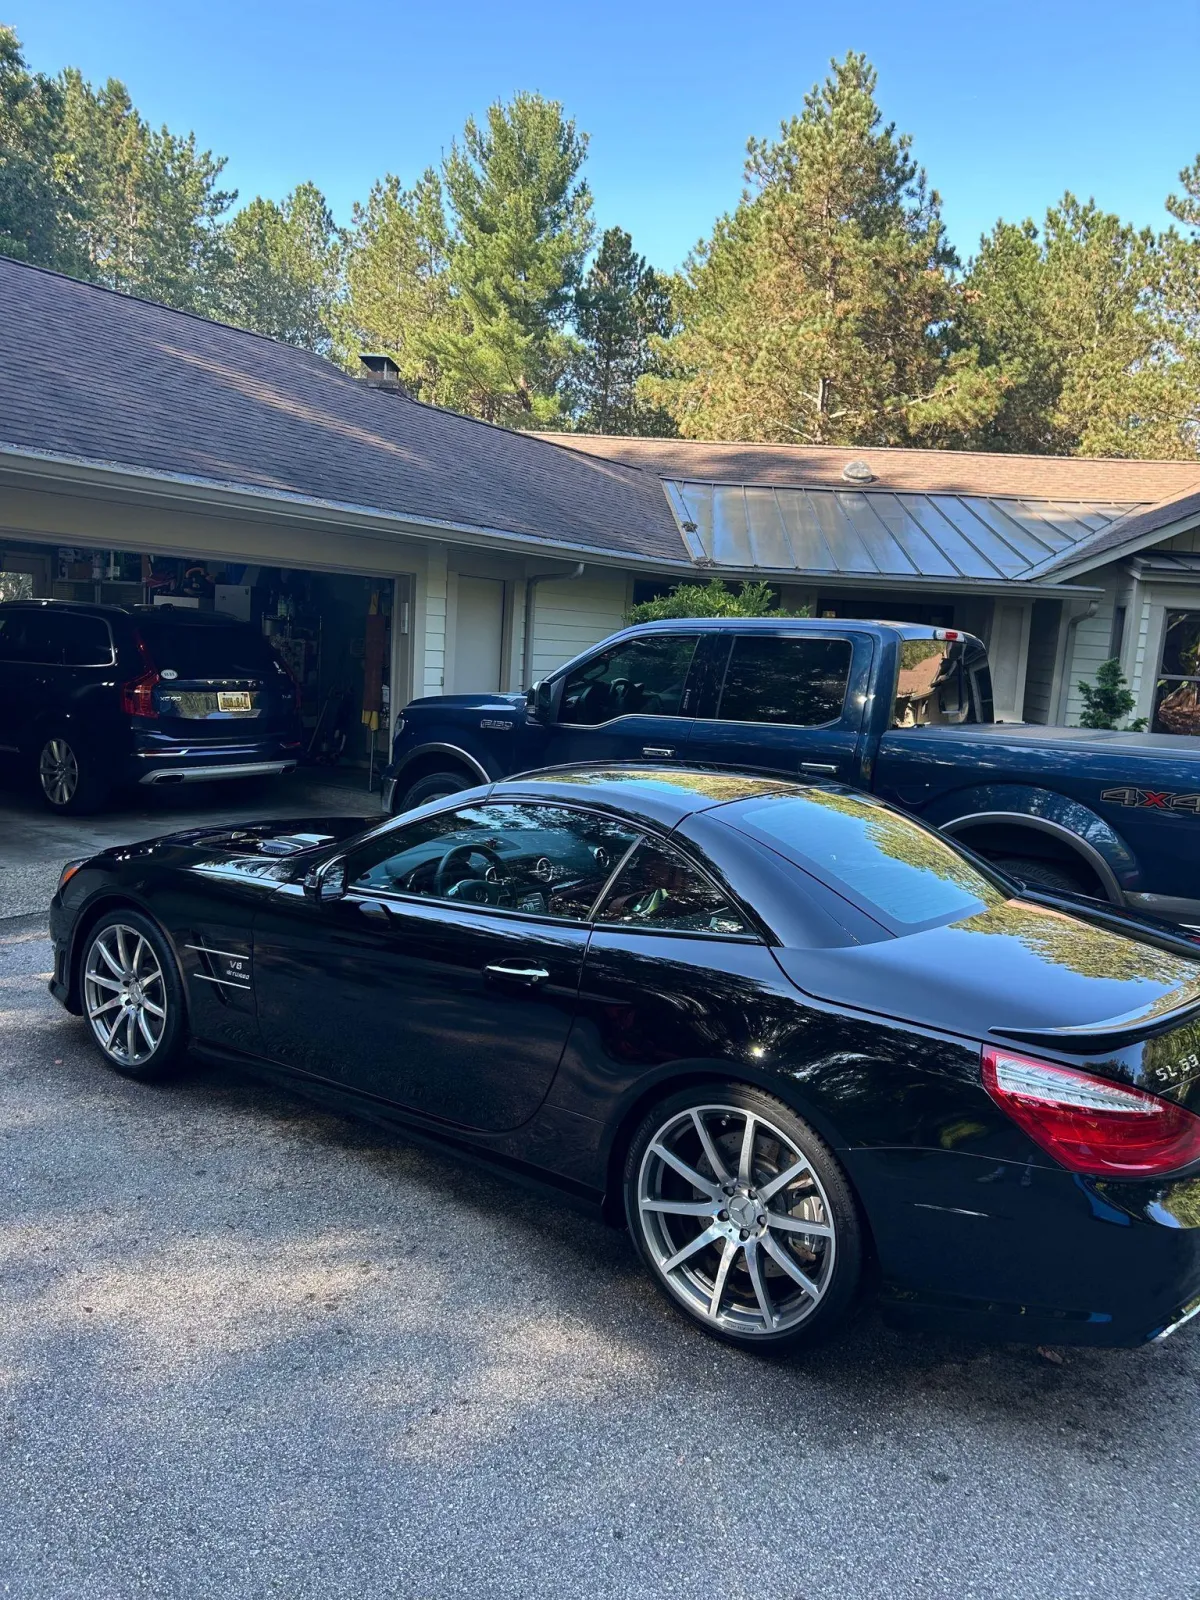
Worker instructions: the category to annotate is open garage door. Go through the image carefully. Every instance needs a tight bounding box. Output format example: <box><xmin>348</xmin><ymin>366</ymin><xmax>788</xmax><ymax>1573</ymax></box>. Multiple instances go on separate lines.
<box><xmin>0</xmin><ymin>538</ymin><xmax>412</xmax><ymax>785</ymax></box>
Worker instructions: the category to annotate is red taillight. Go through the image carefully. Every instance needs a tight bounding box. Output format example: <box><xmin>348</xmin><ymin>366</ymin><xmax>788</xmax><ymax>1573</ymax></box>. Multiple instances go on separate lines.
<box><xmin>982</xmin><ymin>1047</ymin><xmax>1200</xmax><ymax>1178</ymax></box>
<box><xmin>121</xmin><ymin>667</ymin><xmax>160</xmax><ymax>717</ymax></box>
<box><xmin>122</xmin><ymin>632</ymin><xmax>160</xmax><ymax>718</ymax></box>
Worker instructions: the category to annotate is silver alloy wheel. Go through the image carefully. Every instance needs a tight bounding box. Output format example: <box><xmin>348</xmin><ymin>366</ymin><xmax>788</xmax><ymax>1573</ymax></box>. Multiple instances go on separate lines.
<box><xmin>83</xmin><ymin>924</ymin><xmax>167</xmax><ymax>1067</ymax></box>
<box><xmin>637</xmin><ymin>1104</ymin><xmax>836</xmax><ymax>1337</ymax></box>
<box><xmin>39</xmin><ymin>738</ymin><xmax>79</xmax><ymax>807</ymax></box>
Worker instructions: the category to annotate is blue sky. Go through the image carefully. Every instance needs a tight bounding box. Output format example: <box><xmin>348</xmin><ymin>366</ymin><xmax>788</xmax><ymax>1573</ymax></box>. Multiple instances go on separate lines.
<box><xmin>19</xmin><ymin>0</ymin><xmax>1200</xmax><ymax>272</ymax></box>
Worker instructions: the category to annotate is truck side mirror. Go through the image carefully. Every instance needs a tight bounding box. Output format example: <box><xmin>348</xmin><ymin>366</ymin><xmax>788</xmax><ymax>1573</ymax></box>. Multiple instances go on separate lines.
<box><xmin>526</xmin><ymin>679</ymin><xmax>554</xmax><ymax>724</ymax></box>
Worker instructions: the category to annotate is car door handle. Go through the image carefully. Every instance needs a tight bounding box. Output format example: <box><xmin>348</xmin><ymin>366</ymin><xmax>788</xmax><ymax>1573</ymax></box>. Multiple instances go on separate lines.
<box><xmin>799</xmin><ymin>762</ymin><xmax>838</xmax><ymax>775</ymax></box>
<box><xmin>357</xmin><ymin>898</ymin><xmax>393</xmax><ymax>922</ymax></box>
<box><xmin>642</xmin><ymin>745</ymin><xmax>675</xmax><ymax>758</ymax></box>
<box><xmin>484</xmin><ymin>962</ymin><xmax>550</xmax><ymax>986</ymax></box>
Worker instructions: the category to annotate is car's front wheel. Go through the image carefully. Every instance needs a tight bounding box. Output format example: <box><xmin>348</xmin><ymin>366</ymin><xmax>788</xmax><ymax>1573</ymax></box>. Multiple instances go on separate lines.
<box><xmin>624</xmin><ymin>1084</ymin><xmax>862</xmax><ymax>1352</ymax></box>
<box><xmin>80</xmin><ymin>911</ymin><xmax>187</xmax><ymax>1079</ymax></box>
<box><xmin>36</xmin><ymin>732</ymin><xmax>109</xmax><ymax>814</ymax></box>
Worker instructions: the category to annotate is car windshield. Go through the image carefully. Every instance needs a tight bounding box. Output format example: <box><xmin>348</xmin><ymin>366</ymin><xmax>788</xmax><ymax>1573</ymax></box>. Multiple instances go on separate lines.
<box><xmin>721</xmin><ymin>788</ymin><xmax>1007</xmax><ymax>933</ymax></box>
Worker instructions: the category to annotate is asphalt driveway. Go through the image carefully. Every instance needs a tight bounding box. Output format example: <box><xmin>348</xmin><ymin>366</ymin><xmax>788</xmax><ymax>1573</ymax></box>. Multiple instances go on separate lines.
<box><xmin>2</xmin><ymin>777</ymin><xmax>1199</xmax><ymax>1599</ymax></box>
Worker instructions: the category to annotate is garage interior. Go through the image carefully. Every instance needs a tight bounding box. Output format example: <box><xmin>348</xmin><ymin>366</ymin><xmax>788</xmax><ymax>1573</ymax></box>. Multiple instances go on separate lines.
<box><xmin>0</xmin><ymin>538</ymin><xmax>404</xmax><ymax>785</ymax></box>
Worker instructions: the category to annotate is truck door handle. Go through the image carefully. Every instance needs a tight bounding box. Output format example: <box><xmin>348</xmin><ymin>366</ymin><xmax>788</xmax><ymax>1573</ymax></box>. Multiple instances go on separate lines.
<box><xmin>799</xmin><ymin>762</ymin><xmax>838</xmax><ymax>775</ymax></box>
<box><xmin>642</xmin><ymin>745</ymin><xmax>675</xmax><ymax>758</ymax></box>
<box><xmin>484</xmin><ymin>962</ymin><xmax>550</xmax><ymax>986</ymax></box>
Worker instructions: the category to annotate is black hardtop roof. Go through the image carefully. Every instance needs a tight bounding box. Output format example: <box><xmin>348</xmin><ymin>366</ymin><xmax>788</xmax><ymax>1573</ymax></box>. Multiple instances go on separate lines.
<box><xmin>608</xmin><ymin>616</ymin><xmax>972</xmax><ymax>643</ymax></box>
<box><xmin>496</xmin><ymin>764</ymin><xmax>808</xmax><ymax>829</ymax></box>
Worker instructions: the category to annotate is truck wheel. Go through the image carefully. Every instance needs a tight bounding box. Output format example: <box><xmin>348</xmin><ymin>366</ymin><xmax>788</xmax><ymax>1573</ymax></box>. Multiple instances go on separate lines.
<box><xmin>395</xmin><ymin>769</ymin><xmax>471</xmax><ymax>814</ymax></box>
<box><xmin>995</xmin><ymin>855</ymin><xmax>1100</xmax><ymax>898</ymax></box>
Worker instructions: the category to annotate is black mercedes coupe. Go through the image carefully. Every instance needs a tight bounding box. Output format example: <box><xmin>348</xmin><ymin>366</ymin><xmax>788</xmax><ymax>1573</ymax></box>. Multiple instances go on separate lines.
<box><xmin>49</xmin><ymin>768</ymin><xmax>1200</xmax><ymax>1351</ymax></box>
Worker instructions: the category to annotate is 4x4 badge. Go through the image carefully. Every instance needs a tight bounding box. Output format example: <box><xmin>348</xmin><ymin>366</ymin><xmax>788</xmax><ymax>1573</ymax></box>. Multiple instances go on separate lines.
<box><xmin>1101</xmin><ymin>787</ymin><xmax>1200</xmax><ymax>813</ymax></box>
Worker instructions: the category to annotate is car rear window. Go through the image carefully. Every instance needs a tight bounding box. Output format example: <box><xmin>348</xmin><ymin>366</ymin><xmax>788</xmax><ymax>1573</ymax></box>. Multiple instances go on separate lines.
<box><xmin>722</xmin><ymin>789</ymin><xmax>1005</xmax><ymax>933</ymax></box>
<box><xmin>135</xmin><ymin>615</ymin><xmax>278</xmax><ymax>678</ymax></box>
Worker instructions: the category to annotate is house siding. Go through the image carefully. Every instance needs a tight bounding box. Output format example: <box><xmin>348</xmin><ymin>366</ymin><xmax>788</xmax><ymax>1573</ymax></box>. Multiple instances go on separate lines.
<box><xmin>1021</xmin><ymin>599</ymin><xmax>1062</xmax><ymax>723</ymax></box>
<box><xmin>1064</xmin><ymin>575</ymin><xmax>1120</xmax><ymax>725</ymax></box>
<box><xmin>530</xmin><ymin>574</ymin><xmax>631</xmax><ymax>682</ymax></box>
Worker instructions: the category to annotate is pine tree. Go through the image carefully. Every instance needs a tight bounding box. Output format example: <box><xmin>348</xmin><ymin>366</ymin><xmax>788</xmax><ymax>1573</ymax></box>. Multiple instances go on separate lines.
<box><xmin>434</xmin><ymin>93</ymin><xmax>593</xmax><ymax>426</ymax></box>
<box><xmin>220</xmin><ymin>183</ymin><xmax>342</xmax><ymax>350</ymax></box>
<box><xmin>960</xmin><ymin>195</ymin><xmax>1199</xmax><ymax>458</ymax></box>
<box><xmin>645</xmin><ymin>53</ymin><xmax>1002</xmax><ymax>445</ymax></box>
<box><xmin>1077</xmin><ymin>658</ymin><xmax>1146</xmax><ymax>731</ymax></box>
<box><xmin>57</xmin><ymin>67</ymin><xmax>234</xmax><ymax>312</ymax></box>
<box><xmin>334</xmin><ymin>169</ymin><xmax>459</xmax><ymax>402</ymax></box>
<box><xmin>569</xmin><ymin>227</ymin><xmax>676</xmax><ymax>435</ymax></box>
<box><xmin>0</xmin><ymin>27</ymin><xmax>75</xmax><ymax>268</ymax></box>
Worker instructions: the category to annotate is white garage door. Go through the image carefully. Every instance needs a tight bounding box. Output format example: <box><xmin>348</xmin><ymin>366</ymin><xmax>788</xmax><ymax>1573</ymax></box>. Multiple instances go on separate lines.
<box><xmin>454</xmin><ymin>576</ymin><xmax>505</xmax><ymax>692</ymax></box>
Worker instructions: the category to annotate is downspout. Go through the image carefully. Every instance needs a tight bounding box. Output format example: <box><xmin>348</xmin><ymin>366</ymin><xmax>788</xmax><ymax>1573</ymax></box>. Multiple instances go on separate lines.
<box><xmin>1053</xmin><ymin>598</ymin><xmax>1099</xmax><ymax>725</ymax></box>
<box><xmin>522</xmin><ymin>562</ymin><xmax>585</xmax><ymax>690</ymax></box>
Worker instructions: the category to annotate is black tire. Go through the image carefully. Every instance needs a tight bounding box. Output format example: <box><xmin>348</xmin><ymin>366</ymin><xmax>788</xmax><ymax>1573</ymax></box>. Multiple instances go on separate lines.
<box><xmin>78</xmin><ymin>909</ymin><xmax>187</xmax><ymax>1080</ymax></box>
<box><xmin>623</xmin><ymin>1081</ymin><xmax>863</xmax><ymax>1353</ymax></box>
<box><xmin>34</xmin><ymin>731</ymin><xmax>110</xmax><ymax>814</ymax></box>
<box><xmin>994</xmin><ymin>854</ymin><xmax>1101</xmax><ymax>898</ymax></box>
<box><xmin>395</xmin><ymin>768</ymin><xmax>472</xmax><ymax>814</ymax></box>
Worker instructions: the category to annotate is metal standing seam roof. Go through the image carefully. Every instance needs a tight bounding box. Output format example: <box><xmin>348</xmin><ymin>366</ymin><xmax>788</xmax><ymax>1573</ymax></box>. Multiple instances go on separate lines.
<box><xmin>662</xmin><ymin>480</ymin><xmax>1146</xmax><ymax>582</ymax></box>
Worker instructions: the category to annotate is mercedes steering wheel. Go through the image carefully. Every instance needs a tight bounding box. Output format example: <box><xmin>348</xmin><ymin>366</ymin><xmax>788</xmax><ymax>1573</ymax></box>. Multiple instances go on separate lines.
<box><xmin>434</xmin><ymin>841</ymin><xmax>505</xmax><ymax>899</ymax></box>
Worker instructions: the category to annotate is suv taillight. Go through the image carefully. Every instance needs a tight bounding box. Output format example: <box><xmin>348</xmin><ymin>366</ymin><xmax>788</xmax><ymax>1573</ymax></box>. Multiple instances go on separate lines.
<box><xmin>982</xmin><ymin>1047</ymin><xmax>1200</xmax><ymax>1178</ymax></box>
<box><xmin>121</xmin><ymin>667</ymin><xmax>160</xmax><ymax>717</ymax></box>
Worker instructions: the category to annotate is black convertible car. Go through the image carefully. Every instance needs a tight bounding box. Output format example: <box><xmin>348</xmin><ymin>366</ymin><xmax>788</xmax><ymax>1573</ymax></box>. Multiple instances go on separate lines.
<box><xmin>49</xmin><ymin>767</ymin><xmax>1200</xmax><ymax>1351</ymax></box>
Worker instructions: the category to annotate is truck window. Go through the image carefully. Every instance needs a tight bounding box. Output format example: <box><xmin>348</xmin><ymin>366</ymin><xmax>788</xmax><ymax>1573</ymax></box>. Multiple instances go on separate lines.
<box><xmin>892</xmin><ymin>639</ymin><xmax>993</xmax><ymax>728</ymax></box>
<box><xmin>559</xmin><ymin>634</ymin><xmax>699</xmax><ymax>727</ymax></box>
<box><xmin>713</xmin><ymin>636</ymin><xmax>852</xmax><ymax>727</ymax></box>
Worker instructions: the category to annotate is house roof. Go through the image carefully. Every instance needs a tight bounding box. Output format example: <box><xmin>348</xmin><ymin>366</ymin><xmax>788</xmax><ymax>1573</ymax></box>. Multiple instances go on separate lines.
<box><xmin>657</xmin><ymin>480</ymin><xmax>1142</xmax><ymax>582</ymax></box>
<box><xmin>0</xmin><ymin>258</ymin><xmax>686</xmax><ymax>567</ymax></box>
<box><xmin>2</xmin><ymin>257</ymin><xmax>1195</xmax><ymax>591</ymax></box>
<box><xmin>545</xmin><ymin>433</ymin><xmax>1200</xmax><ymax>504</ymax></box>
<box><xmin>543</xmin><ymin>433</ymin><xmax>1200</xmax><ymax>584</ymax></box>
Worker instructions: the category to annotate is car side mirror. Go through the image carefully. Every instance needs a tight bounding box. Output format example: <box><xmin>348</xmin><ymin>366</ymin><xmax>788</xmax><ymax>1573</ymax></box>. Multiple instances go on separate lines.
<box><xmin>304</xmin><ymin>860</ymin><xmax>346</xmax><ymax>902</ymax></box>
<box><xmin>526</xmin><ymin>679</ymin><xmax>555</xmax><ymax>724</ymax></box>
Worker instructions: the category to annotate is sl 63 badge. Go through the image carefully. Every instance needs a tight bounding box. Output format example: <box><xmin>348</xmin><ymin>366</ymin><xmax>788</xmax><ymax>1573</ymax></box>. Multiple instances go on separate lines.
<box><xmin>1101</xmin><ymin>787</ymin><xmax>1200</xmax><ymax>814</ymax></box>
<box><xmin>1152</xmin><ymin>1051</ymin><xmax>1200</xmax><ymax>1088</ymax></box>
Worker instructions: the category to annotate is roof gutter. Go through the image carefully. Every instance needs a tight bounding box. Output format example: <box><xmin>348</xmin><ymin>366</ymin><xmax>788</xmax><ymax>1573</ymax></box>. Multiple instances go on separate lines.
<box><xmin>0</xmin><ymin>440</ymin><xmax>1105</xmax><ymax>597</ymax></box>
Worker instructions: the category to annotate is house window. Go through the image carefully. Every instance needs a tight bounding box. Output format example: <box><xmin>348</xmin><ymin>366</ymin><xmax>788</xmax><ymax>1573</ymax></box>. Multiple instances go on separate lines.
<box><xmin>1110</xmin><ymin>606</ymin><xmax>1126</xmax><ymax>662</ymax></box>
<box><xmin>1152</xmin><ymin>611</ymin><xmax>1200</xmax><ymax>735</ymax></box>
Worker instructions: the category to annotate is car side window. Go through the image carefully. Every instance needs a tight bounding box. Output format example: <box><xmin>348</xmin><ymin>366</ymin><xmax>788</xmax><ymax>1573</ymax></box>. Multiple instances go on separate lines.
<box><xmin>559</xmin><ymin>634</ymin><xmax>699</xmax><ymax>727</ymax></box>
<box><xmin>60</xmin><ymin>616</ymin><xmax>114</xmax><ymax>666</ymax></box>
<box><xmin>594</xmin><ymin>835</ymin><xmax>751</xmax><ymax>936</ymax></box>
<box><xmin>347</xmin><ymin>802</ymin><xmax>639</xmax><ymax>922</ymax></box>
<box><xmin>714</xmin><ymin>636</ymin><xmax>852</xmax><ymax>727</ymax></box>
<box><xmin>0</xmin><ymin>614</ymin><xmax>30</xmax><ymax>662</ymax></box>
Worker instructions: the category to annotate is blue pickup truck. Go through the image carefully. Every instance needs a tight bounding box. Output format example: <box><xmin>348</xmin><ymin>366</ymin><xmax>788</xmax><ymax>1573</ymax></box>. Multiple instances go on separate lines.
<box><xmin>381</xmin><ymin>617</ymin><xmax>1200</xmax><ymax>924</ymax></box>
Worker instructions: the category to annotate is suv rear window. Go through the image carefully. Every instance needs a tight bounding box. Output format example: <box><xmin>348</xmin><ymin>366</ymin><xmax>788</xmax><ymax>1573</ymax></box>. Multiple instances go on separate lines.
<box><xmin>135</xmin><ymin>615</ymin><xmax>279</xmax><ymax>678</ymax></box>
<box><xmin>723</xmin><ymin>789</ymin><xmax>1005</xmax><ymax>933</ymax></box>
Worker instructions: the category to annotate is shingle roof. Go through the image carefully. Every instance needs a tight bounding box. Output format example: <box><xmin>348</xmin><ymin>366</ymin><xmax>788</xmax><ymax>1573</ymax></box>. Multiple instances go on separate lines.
<box><xmin>544</xmin><ymin>433</ymin><xmax>1200</xmax><ymax>504</ymax></box>
<box><xmin>0</xmin><ymin>258</ymin><xmax>686</xmax><ymax>565</ymax></box>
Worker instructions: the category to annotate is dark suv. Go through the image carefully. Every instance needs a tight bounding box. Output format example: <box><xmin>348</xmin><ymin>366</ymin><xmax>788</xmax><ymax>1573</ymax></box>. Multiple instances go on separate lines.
<box><xmin>0</xmin><ymin>600</ymin><xmax>303</xmax><ymax>813</ymax></box>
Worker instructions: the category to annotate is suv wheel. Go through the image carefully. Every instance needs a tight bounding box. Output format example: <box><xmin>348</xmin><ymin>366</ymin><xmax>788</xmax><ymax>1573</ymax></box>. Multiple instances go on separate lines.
<box><xmin>624</xmin><ymin>1083</ymin><xmax>863</xmax><ymax>1352</ymax></box>
<box><xmin>396</xmin><ymin>769</ymin><xmax>471</xmax><ymax>814</ymax></box>
<box><xmin>36</xmin><ymin>733</ymin><xmax>109</xmax><ymax>814</ymax></box>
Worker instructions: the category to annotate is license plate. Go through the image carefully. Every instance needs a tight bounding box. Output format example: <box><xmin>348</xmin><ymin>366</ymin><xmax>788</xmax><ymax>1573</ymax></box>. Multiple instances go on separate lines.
<box><xmin>217</xmin><ymin>691</ymin><xmax>253</xmax><ymax>713</ymax></box>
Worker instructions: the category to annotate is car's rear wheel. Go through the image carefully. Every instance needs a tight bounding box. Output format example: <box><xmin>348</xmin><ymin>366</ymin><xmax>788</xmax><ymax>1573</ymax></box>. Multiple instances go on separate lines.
<box><xmin>36</xmin><ymin>732</ymin><xmax>109</xmax><ymax>814</ymax></box>
<box><xmin>80</xmin><ymin>911</ymin><xmax>186</xmax><ymax>1079</ymax></box>
<box><xmin>395</xmin><ymin>768</ymin><xmax>471</xmax><ymax>814</ymax></box>
<box><xmin>624</xmin><ymin>1084</ymin><xmax>862</xmax><ymax>1352</ymax></box>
